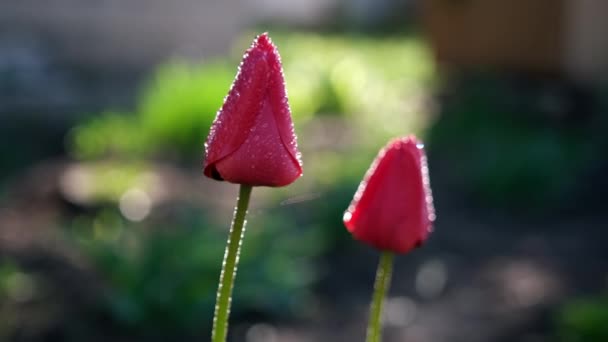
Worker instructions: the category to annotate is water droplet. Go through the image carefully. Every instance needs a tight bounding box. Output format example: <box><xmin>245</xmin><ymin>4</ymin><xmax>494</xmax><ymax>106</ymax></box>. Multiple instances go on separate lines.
<box><xmin>343</xmin><ymin>211</ymin><xmax>352</xmax><ymax>221</ymax></box>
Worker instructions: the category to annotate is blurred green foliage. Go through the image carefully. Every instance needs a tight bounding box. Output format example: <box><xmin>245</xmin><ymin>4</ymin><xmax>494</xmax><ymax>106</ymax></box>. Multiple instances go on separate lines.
<box><xmin>0</xmin><ymin>261</ymin><xmax>41</xmax><ymax>340</ymax></box>
<box><xmin>63</xmin><ymin>161</ymin><xmax>151</xmax><ymax>204</ymax></box>
<box><xmin>53</xmin><ymin>157</ymin><xmax>372</xmax><ymax>341</ymax></box>
<box><xmin>70</xmin><ymin>32</ymin><xmax>433</xmax><ymax>160</ymax></box>
<box><xmin>68</xmin><ymin>206</ymin><xmax>321</xmax><ymax>338</ymax></box>
<box><xmin>556</xmin><ymin>296</ymin><xmax>608</xmax><ymax>342</ymax></box>
<box><xmin>70</xmin><ymin>62</ymin><xmax>234</xmax><ymax>159</ymax></box>
<box><xmin>428</xmin><ymin>76</ymin><xmax>602</xmax><ymax>209</ymax></box>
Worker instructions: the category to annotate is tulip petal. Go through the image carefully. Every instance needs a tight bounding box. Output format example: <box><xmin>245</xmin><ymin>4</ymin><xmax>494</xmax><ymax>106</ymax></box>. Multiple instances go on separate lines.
<box><xmin>214</xmin><ymin>96</ymin><xmax>301</xmax><ymax>186</ymax></box>
<box><xmin>265</xmin><ymin>46</ymin><xmax>302</xmax><ymax>171</ymax></box>
<box><xmin>204</xmin><ymin>41</ymin><xmax>269</xmax><ymax>180</ymax></box>
<box><xmin>344</xmin><ymin>136</ymin><xmax>434</xmax><ymax>254</ymax></box>
<box><xmin>203</xmin><ymin>33</ymin><xmax>303</xmax><ymax>187</ymax></box>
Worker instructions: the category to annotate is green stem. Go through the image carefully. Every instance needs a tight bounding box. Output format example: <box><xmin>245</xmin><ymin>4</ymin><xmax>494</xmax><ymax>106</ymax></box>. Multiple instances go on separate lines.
<box><xmin>211</xmin><ymin>185</ymin><xmax>253</xmax><ymax>342</ymax></box>
<box><xmin>366</xmin><ymin>251</ymin><xmax>394</xmax><ymax>342</ymax></box>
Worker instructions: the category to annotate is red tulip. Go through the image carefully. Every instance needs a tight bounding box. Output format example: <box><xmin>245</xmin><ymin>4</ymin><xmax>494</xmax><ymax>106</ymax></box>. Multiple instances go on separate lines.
<box><xmin>203</xmin><ymin>33</ymin><xmax>302</xmax><ymax>187</ymax></box>
<box><xmin>343</xmin><ymin>136</ymin><xmax>435</xmax><ymax>254</ymax></box>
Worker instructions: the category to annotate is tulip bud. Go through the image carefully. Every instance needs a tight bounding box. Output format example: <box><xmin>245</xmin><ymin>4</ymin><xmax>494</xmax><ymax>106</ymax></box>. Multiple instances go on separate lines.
<box><xmin>204</xmin><ymin>33</ymin><xmax>303</xmax><ymax>187</ymax></box>
<box><xmin>343</xmin><ymin>136</ymin><xmax>435</xmax><ymax>254</ymax></box>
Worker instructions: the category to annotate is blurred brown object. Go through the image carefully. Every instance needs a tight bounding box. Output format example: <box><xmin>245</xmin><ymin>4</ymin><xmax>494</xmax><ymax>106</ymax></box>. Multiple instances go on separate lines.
<box><xmin>421</xmin><ymin>0</ymin><xmax>564</xmax><ymax>74</ymax></box>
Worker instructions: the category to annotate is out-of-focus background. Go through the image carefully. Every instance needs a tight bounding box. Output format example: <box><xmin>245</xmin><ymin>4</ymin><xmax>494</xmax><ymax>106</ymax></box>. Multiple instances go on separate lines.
<box><xmin>1</xmin><ymin>0</ymin><xmax>607</xmax><ymax>341</ymax></box>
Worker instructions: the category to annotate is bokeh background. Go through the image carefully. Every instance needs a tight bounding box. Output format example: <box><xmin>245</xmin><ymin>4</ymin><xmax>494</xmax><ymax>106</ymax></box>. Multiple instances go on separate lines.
<box><xmin>1</xmin><ymin>0</ymin><xmax>608</xmax><ymax>341</ymax></box>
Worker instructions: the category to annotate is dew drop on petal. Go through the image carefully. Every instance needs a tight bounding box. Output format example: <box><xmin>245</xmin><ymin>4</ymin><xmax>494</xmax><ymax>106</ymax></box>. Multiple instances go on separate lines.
<box><xmin>343</xmin><ymin>211</ymin><xmax>352</xmax><ymax>222</ymax></box>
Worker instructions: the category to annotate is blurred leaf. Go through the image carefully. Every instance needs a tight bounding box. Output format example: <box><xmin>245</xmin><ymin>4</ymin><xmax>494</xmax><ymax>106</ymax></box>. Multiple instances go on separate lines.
<box><xmin>67</xmin><ymin>206</ymin><xmax>321</xmax><ymax>337</ymax></box>
<box><xmin>557</xmin><ymin>296</ymin><xmax>608</xmax><ymax>342</ymax></box>
<box><xmin>428</xmin><ymin>75</ymin><xmax>597</xmax><ymax>209</ymax></box>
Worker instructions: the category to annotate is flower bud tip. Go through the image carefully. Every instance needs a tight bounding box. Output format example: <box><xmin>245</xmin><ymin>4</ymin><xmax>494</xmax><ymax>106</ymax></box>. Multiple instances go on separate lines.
<box><xmin>254</xmin><ymin>32</ymin><xmax>274</xmax><ymax>51</ymax></box>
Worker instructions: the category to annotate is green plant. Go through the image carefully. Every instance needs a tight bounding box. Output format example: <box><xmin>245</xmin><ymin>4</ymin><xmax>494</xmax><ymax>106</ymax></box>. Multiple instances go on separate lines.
<box><xmin>68</xmin><ymin>207</ymin><xmax>319</xmax><ymax>338</ymax></box>
<box><xmin>428</xmin><ymin>76</ymin><xmax>597</xmax><ymax>209</ymax></box>
<box><xmin>556</xmin><ymin>296</ymin><xmax>608</xmax><ymax>342</ymax></box>
<box><xmin>71</xmin><ymin>62</ymin><xmax>234</xmax><ymax>160</ymax></box>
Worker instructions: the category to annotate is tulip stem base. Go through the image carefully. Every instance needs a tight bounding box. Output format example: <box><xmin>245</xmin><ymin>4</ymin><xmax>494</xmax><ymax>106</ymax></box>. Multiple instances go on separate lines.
<box><xmin>212</xmin><ymin>185</ymin><xmax>253</xmax><ymax>342</ymax></box>
<box><xmin>366</xmin><ymin>251</ymin><xmax>394</xmax><ymax>342</ymax></box>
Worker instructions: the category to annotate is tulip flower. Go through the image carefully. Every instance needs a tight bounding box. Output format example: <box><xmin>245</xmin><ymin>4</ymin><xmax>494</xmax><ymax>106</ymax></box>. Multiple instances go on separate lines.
<box><xmin>344</xmin><ymin>136</ymin><xmax>435</xmax><ymax>253</ymax></box>
<box><xmin>343</xmin><ymin>136</ymin><xmax>435</xmax><ymax>342</ymax></box>
<box><xmin>204</xmin><ymin>33</ymin><xmax>302</xmax><ymax>187</ymax></box>
<box><xmin>205</xmin><ymin>33</ymin><xmax>302</xmax><ymax>342</ymax></box>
